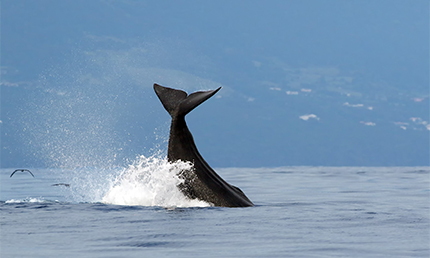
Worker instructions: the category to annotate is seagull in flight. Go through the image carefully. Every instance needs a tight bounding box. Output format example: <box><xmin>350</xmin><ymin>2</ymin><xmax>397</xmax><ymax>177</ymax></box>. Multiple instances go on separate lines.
<box><xmin>51</xmin><ymin>183</ymin><xmax>70</xmax><ymax>187</ymax></box>
<box><xmin>10</xmin><ymin>169</ymin><xmax>35</xmax><ymax>178</ymax></box>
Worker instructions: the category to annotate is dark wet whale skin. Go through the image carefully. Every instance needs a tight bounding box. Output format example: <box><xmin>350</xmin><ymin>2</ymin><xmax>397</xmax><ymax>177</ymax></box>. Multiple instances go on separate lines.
<box><xmin>154</xmin><ymin>83</ymin><xmax>253</xmax><ymax>207</ymax></box>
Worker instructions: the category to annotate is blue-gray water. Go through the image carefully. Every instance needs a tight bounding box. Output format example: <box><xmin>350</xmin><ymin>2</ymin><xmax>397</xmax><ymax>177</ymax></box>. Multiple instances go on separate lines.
<box><xmin>1</xmin><ymin>166</ymin><xmax>429</xmax><ymax>257</ymax></box>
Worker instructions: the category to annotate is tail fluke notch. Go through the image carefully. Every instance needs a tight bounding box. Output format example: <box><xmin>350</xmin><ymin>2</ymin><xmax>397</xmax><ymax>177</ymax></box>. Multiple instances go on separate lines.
<box><xmin>154</xmin><ymin>83</ymin><xmax>221</xmax><ymax>117</ymax></box>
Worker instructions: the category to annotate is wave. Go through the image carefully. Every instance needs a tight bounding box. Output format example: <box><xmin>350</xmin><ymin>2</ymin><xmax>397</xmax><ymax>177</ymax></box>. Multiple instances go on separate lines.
<box><xmin>5</xmin><ymin>197</ymin><xmax>49</xmax><ymax>204</ymax></box>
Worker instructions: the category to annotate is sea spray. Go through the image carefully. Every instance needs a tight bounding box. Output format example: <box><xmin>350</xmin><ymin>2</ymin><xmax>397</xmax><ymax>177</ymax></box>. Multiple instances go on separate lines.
<box><xmin>64</xmin><ymin>167</ymin><xmax>121</xmax><ymax>203</ymax></box>
<box><xmin>102</xmin><ymin>155</ymin><xmax>210</xmax><ymax>207</ymax></box>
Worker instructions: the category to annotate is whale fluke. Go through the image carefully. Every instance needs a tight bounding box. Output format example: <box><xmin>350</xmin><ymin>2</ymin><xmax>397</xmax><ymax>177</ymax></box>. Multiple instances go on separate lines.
<box><xmin>154</xmin><ymin>84</ymin><xmax>221</xmax><ymax>117</ymax></box>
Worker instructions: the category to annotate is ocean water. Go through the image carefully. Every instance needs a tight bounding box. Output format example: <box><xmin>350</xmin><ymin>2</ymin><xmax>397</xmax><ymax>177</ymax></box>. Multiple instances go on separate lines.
<box><xmin>1</xmin><ymin>161</ymin><xmax>429</xmax><ymax>258</ymax></box>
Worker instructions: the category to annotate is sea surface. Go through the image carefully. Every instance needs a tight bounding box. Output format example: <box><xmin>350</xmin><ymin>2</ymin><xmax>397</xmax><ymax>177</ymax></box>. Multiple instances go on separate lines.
<box><xmin>1</xmin><ymin>162</ymin><xmax>429</xmax><ymax>257</ymax></box>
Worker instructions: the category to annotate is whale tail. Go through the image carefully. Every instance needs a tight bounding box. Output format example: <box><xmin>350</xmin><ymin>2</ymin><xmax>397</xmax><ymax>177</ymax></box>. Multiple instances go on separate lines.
<box><xmin>153</xmin><ymin>83</ymin><xmax>253</xmax><ymax>207</ymax></box>
<box><xmin>153</xmin><ymin>83</ymin><xmax>221</xmax><ymax>117</ymax></box>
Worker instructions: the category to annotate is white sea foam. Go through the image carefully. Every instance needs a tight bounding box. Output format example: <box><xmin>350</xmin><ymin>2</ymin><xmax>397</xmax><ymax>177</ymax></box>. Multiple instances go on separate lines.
<box><xmin>5</xmin><ymin>197</ymin><xmax>47</xmax><ymax>204</ymax></box>
<box><xmin>101</xmin><ymin>155</ymin><xmax>211</xmax><ymax>208</ymax></box>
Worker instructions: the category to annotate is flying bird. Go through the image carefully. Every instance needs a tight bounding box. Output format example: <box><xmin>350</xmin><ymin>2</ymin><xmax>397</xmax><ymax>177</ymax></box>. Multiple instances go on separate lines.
<box><xmin>10</xmin><ymin>169</ymin><xmax>35</xmax><ymax>178</ymax></box>
<box><xmin>51</xmin><ymin>183</ymin><xmax>70</xmax><ymax>187</ymax></box>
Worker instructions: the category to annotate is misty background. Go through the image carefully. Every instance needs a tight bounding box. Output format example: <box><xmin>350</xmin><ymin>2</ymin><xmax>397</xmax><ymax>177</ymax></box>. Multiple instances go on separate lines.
<box><xmin>1</xmin><ymin>0</ymin><xmax>429</xmax><ymax>168</ymax></box>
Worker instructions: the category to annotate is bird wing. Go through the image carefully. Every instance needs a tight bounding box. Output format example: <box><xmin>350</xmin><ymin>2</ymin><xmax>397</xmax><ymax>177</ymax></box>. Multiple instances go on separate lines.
<box><xmin>10</xmin><ymin>170</ymin><xmax>19</xmax><ymax>177</ymax></box>
<box><xmin>27</xmin><ymin>170</ymin><xmax>35</xmax><ymax>177</ymax></box>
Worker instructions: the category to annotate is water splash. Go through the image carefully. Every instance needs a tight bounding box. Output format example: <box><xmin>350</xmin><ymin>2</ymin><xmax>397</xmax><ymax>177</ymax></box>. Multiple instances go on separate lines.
<box><xmin>102</xmin><ymin>155</ymin><xmax>211</xmax><ymax>208</ymax></box>
<box><xmin>64</xmin><ymin>167</ymin><xmax>120</xmax><ymax>204</ymax></box>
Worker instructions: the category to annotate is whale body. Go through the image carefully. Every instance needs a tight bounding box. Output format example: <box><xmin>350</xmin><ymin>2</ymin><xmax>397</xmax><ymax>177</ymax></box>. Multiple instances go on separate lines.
<box><xmin>154</xmin><ymin>83</ymin><xmax>253</xmax><ymax>207</ymax></box>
